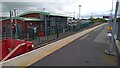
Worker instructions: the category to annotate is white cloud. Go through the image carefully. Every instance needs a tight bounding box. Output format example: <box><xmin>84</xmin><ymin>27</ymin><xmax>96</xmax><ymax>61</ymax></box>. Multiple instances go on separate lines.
<box><xmin>1</xmin><ymin>0</ymin><xmax>65</xmax><ymax>3</ymax></box>
<box><xmin>63</xmin><ymin>0</ymin><xmax>115</xmax><ymax>16</ymax></box>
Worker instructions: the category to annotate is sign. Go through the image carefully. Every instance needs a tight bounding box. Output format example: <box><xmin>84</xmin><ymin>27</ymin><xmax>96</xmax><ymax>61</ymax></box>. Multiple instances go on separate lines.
<box><xmin>103</xmin><ymin>16</ymin><xmax>110</xmax><ymax>18</ymax></box>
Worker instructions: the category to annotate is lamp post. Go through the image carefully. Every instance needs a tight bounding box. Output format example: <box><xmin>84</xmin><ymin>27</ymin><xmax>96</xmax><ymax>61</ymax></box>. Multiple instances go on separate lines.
<box><xmin>14</xmin><ymin>8</ymin><xmax>18</xmax><ymax>39</ymax></box>
<box><xmin>109</xmin><ymin>0</ymin><xmax>114</xmax><ymax>26</ymax></box>
<box><xmin>79</xmin><ymin>5</ymin><xmax>81</xmax><ymax>19</ymax></box>
<box><xmin>105</xmin><ymin>0</ymin><xmax>119</xmax><ymax>56</ymax></box>
<box><xmin>73</xmin><ymin>12</ymin><xmax>75</xmax><ymax>18</ymax></box>
<box><xmin>10</xmin><ymin>10</ymin><xmax>13</xmax><ymax>39</ymax></box>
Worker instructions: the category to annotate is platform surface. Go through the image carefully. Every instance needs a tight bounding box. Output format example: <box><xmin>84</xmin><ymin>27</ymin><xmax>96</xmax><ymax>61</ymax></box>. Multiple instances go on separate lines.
<box><xmin>31</xmin><ymin>24</ymin><xmax>117</xmax><ymax>66</ymax></box>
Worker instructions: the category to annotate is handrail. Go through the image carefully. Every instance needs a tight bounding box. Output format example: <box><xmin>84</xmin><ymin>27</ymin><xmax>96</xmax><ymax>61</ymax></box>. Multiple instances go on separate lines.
<box><xmin>1</xmin><ymin>43</ymin><xmax>26</xmax><ymax>62</ymax></box>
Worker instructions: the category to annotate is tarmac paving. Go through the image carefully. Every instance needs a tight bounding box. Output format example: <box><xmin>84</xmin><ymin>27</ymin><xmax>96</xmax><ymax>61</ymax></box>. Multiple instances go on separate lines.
<box><xmin>30</xmin><ymin>24</ymin><xmax>118</xmax><ymax>66</ymax></box>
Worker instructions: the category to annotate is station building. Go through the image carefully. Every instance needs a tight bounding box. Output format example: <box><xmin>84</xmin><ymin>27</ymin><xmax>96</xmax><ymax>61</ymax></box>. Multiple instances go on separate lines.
<box><xmin>1</xmin><ymin>11</ymin><xmax>71</xmax><ymax>40</ymax></box>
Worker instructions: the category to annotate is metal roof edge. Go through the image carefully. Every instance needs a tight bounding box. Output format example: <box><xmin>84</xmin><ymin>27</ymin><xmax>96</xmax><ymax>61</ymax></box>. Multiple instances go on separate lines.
<box><xmin>1</xmin><ymin>17</ymin><xmax>41</xmax><ymax>22</ymax></box>
<box><xmin>18</xmin><ymin>11</ymin><xmax>50</xmax><ymax>17</ymax></box>
<box><xmin>18</xmin><ymin>11</ymin><xmax>73</xmax><ymax>18</ymax></box>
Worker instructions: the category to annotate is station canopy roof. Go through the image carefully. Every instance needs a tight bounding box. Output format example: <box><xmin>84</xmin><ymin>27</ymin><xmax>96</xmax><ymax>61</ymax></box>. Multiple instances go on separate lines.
<box><xmin>1</xmin><ymin>17</ymin><xmax>41</xmax><ymax>21</ymax></box>
<box><xmin>19</xmin><ymin>11</ymin><xmax>50</xmax><ymax>17</ymax></box>
<box><xmin>49</xmin><ymin>12</ymin><xmax>73</xmax><ymax>18</ymax></box>
<box><xmin>19</xmin><ymin>10</ymin><xmax>73</xmax><ymax>18</ymax></box>
<box><xmin>1</xmin><ymin>11</ymin><xmax>73</xmax><ymax>21</ymax></box>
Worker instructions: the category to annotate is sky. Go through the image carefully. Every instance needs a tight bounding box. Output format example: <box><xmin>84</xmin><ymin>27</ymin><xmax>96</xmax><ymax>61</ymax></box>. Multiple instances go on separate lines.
<box><xmin>0</xmin><ymin>0</ymin><xmax>120</xmax><ymax>18</ymax></box>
